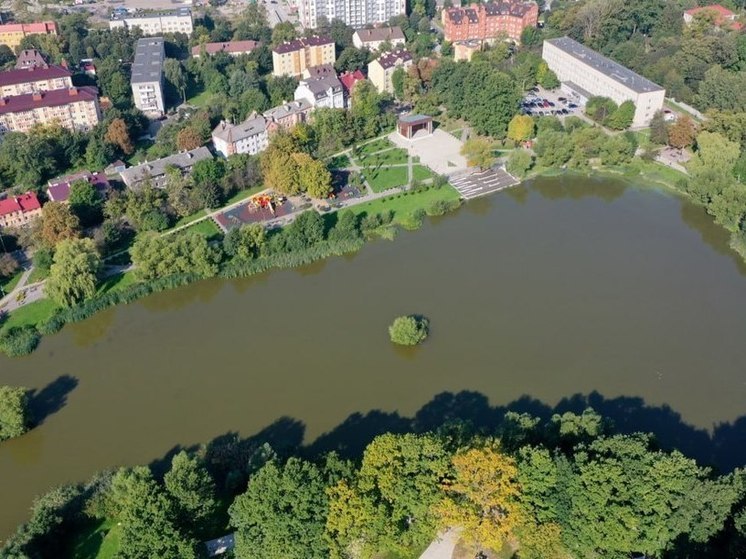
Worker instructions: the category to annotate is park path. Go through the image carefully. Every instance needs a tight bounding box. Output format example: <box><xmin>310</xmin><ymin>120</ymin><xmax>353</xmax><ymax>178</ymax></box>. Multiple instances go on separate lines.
<box><xmin>0</xmin><ymin>269</ymin><xmax>43</xmax><ymax>314</ymax></box>
<box><xmin>418</xmin><ymin>529</ymin><xmax>460</xmax><ymax>559</ymax></box>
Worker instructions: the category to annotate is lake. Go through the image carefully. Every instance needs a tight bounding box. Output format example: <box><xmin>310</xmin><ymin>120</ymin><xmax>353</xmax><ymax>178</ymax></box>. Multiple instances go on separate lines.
<box><xmin>2</xmin><ymin>175</ymin><xmax>746</xmax><ymax>540</ymax></box>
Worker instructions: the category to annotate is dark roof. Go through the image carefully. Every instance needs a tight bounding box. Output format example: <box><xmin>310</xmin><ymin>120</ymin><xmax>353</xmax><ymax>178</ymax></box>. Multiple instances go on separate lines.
<box><xmin>131</xmin><ymin>37</ymin><xmax>164</xmax><ymax>84</ymax></box>
<box><xmin>47</xmin><ymin>171</ymin><xmax>109</xmax><ymax>202</ymax></box>
<box><xmin>445</xmin><ymin>1</ymin><xmax>536</xmax><ymax>24</ymax></box>
<box><xmin>0</xmin><ymin>86</ymin><xmax>98</xmax><ymax>115</ymax></box>
<box><xmin>375</xmin><ymin>50</ymin><xmax>412</xmax><ymax>70</ymax></box>
<box><xmin>15</xmin><ymin>49</ymin><xmax>47</xmax><ymax>70</ymax></box>
<box><xmin>110</xmin><ymin>7</ymin><xmax>191</xmax><ymax>20</ymax></box>
<box><xmin>354</xmin><ymin>26</ymin><xmax>405</xmax><ymax>43</ymax></box>
<box><xmin>0</xmin><ymin>64</ymin><xmax>70</xmax><ymax>88</ymax></box>
<box><xmin>273</xmin><ymin>35</ymin><xmax>333</xmax><ymax>54</ymax></box>
<box><xmin>545</xmin><ymin>37</ymin><xmax>665</xmax><ymax>94</ymax></box>
<box><xmin>399</xmin><ymin>114</ymin><xmax>432</xmax><ymax>124</ymax></box>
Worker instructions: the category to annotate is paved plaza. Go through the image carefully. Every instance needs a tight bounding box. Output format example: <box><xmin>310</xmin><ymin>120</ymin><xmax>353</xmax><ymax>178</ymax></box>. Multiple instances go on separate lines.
<box><xmin>388</xmin><ymin>128</ymin><xmax>468</xmax><ymax>176</ymax></box>
<box><xmin>449</xmin><ymin>167</ymin><xmax>519</xmax><ymax>200</ymax></box>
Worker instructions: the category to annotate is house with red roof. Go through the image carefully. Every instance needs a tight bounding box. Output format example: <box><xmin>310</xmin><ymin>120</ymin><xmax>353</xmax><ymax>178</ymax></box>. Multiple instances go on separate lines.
<box><xmin>339</xmin><ymin>70</ymin><xmax>366</xmax><ymax>108</ymax></box>
<box><xmin>683</xmin><ymin>4</ymin><xmax>743</xmax><ymax>30</ymax></box>
<box><xmin>0</xmin><ymin>192</ymin><xmax>42</xmax><ymax>229</ymax></box>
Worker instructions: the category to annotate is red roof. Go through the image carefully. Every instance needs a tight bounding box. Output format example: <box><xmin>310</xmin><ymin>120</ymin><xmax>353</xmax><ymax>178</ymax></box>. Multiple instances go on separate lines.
<box><xmin>0</xmin><ymin>86</ymin><xmax>98</xmax><ymax>115</ymax></box>
<box><xmin>0</xmin><ymin>21</ymin><xmax>57</xmax><ymax>34</ymax></box>
<box><xmin>47</xmin><ymin>171</ymin><xmax>109</xmax><ymax>202</ymax></box>
<box><xmin>339</xmin><ymin>70</ymin><xmax>365</xmax><ymax>93</ymax></box>
<box><xmin>0</xmin><ymin>192</ymin><xmax>40</xmax><ymax>216</ymax></box>
<box><xmin>0</xmin><ymin>64</ymin><xmax>71</xmax><ymax>88</ymax></box>
<box><xmin>684</xmin><ymin>4</ymin><xmax>735</xmax><ymax>17</ymax></box>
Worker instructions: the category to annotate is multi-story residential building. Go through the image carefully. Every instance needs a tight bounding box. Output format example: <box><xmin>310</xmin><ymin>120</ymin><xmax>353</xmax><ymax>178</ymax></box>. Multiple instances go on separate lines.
<box><xmin>368</xmin><ymin>49</ymin><xmax>412</xmax><ymax>94</ymax></box>
<box><xmin>131</xmin><ymin>37</ymin><xmax>165</xmax><ymax>117</ymax></box>
<box><xmin>352</xmin><ymin>26</ymin><xmax>406</xmax><ymax>50</ymax></box>
<box><xmin>47</xmin><ymin>171</ymin><xmax>109</xmax><ymax>203</ymax></box>
<box><xmin>109</xmin><ymin>8</ymin><xmax>193</xmax><ymax>36</ymax></box>
<box><xmin>683</xmin><ymin>4</ymin><xmax>743</xmax><ymax>30</ymax></box>
<box><xmin>299</xmin><ymin>0</ymin><xmax>405</xmax><ymax>29</ymax></box>
<box><xmin>212</xmin><ymin>113</ymin><xmax>269</xmax><ymax>157</ymax></box>
<box><xmin>119</xmin><ymin>147</ymin><xmax>213</xmax><ymax>189</ymax></box>
<box><xmin>542</xmin><ymin>37</ymin><xmax>666</xmax><ymax>127</ymax></box>
<box><xmin>272</xmin><ymin>36</ymin><xmax>336</xmax><ymax>77</ymax></box>
<box><xmin>0</xmin><ymin>192</ymin><xmax>42</xmax><ymax>229</ymax></box>
<box><xmin>15</xmin><ymin>49</ymin><xmax>47</xmax><ymax>70</ymax></box>
<box><xmin>294</xmin><ymin>64</ymin><xmax>345</xmax><ymax>109</ymax></box>
<box><xmin>191</xmin><ymin>40</ymin><xmax>262</xmax><ymax>58</ymax></box>
<box><xmin>442</xmin><ymin>1</ymin><xmax>538</xmax><ymax>43</ymax></box>
<box><xmin>0</xmin><ymin>86</ymin><xmax>101</xmax><ymax>135</ymax></box>
<box><xmin>262</xmin><ymin>99</ymin><xmax>312</xmax><ymax>131</ymax></box>
<box><xmin>0</xmin><ymin>64</ymin><xmax>72</xmax><ymax>97</ymax></box>
<box><xmin>0</xmin><ymin>21</ymin><xmax>57</xmax><ymax>50</ymax></box>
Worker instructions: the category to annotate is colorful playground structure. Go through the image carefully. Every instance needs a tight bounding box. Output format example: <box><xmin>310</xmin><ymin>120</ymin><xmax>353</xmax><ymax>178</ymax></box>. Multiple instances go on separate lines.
<box><xmin>214</xmin><ymin>191</ymin><xmax>296</xmax><ymax>232</ymax></box>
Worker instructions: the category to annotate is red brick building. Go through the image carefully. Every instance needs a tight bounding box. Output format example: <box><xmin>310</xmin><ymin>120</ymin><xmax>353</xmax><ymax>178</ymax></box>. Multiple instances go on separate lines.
<box><xmin>0</xmin><ymin>192</ymin><xmax>42</xmax><ymax>229</ymax></box>
<box><xmin>442</xmin><ymin>1</ymin><xmax>539</xmax><ymax>43</ymax></box>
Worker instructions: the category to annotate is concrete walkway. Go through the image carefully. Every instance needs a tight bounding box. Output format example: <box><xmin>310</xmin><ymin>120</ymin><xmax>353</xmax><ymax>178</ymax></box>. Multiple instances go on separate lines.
<box><xmin>419</xmin><ymin>529</ymin><xmax>460</xmax><ymax>559</ymax></box>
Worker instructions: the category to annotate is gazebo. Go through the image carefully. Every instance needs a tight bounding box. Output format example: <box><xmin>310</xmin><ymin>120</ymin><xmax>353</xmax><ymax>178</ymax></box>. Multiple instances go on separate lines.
<box><xmin>397</xmin><ymin>114</ymin><xmax>433</xmax><ymax>139</ymax></box>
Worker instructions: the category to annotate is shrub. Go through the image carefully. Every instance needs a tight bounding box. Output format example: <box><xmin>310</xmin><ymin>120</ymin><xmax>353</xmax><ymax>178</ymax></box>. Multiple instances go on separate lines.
<box><xmin>0</xmin><ymin>326</ymin><xmax>40</xmax><ymax>357</ymax></box>
<box><xmin>425</xmin><ymin>199</ymin><xmax>461</xmax><ymax>217</ymax></box>
<box><xmin>389</xmin><ymin>315</ymin><xmax>429</xmax><ymax>346</ymax></box>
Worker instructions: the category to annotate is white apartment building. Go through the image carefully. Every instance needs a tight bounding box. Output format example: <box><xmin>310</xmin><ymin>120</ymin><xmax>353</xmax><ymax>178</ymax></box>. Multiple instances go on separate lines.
<box><xmin>131</xmin><ymin>37</ymin><xmax>165</xmax><ymax>117</ymax></box>
<box><xmin>299</xmin><ymin>0</ymin><xmax>405</xmax><ymax>29</ymax></box>
<box><xmin>542</xmin><ymin>37</ymin><xmax>665</xmax><ymax>128</ymax></box>
<box><xmin>294</xmin><ymin>64</ymin><xmax>345</xmax><ymax>109</ymax></box>
<box><xmin>212</xmin><ymin>114</ymin><xmax>269</xmax><ymax>157</ymax></box>
<box><xmin>109</xmin><ymin>8</ymin><xmax>193</xmax><ymax>36</ymax></box>
<box><xmin>0</xmin><ymin>86</ymin><xmax>101</xmax><ymax>135</ymax></box>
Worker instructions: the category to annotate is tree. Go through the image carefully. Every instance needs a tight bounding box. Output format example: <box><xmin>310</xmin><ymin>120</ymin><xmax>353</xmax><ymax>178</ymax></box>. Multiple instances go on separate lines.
<box><xmin>600</xmin><ymin>134</ymin><xmax>637</xmax><ymax>165</ymax></box>
<box><xmin>164</xmin><ymin>451</ymin><xmax>217</xmax><ymax>526</ymax></box>
<box><xmin>507</xmin><ymin>115</ymin><xmax>535</xmax><ymax>142</ymax></box>
<box><xmin>68</xmin><ymin>180</ymin><xmax>103</xmax><ymax>227</ymax></box>
<box><xmin>391</xmin><ymin>67</ymin><xmax>406</xmax><ymax>100</ymax></box>
<box><xmin>230</xmin><ymin>458</ymin><xmax>330</xmax><ymax>559</ymax></box>
<box><xmin>130</xmin><ymin>233</ymin><xmax>221</xmax><ymax>281</ymax></box>
<box><xmin>506</xmin><ymin>149</ymin><xmax>533</xmax><ymax>178</ymax></box>
<box><xmin>0</xmin><ymin>252</ymin><xmax>19</xmax><ymax>279</ymax></box>
<box><xmin>388</xmin><ymin>315</ymin><xmax>429</xmax><ymax>345</ymax></box>
<box><xmin>40</xmin><ymin>202</ymin><xmax>80</xmax><ymax>247</ymax></box>
<box><xmin>0</xmin><ymin>386</ymin><xmax>28</xmax><ymax>441</ymax></box>
<box><xmin>104</xmin><ymin>118</ymin><xmax>134</xmax><ymax>155</ymax></box>
<box><xmin>435</xmin><ymin>446</ymin><xmax>522</xmax><ymax>551</ymax></box>
<box><xmin>163</xmin><ymin>59</ymin><xmax>187</xmax><ymax>103</ymax></box>
<box><xmin>283</xmin><ymin>210</ymin><xmax>325</xmax><ymax>250</ymax></box>
<box><xmin>45</xmin><ymin>238</ymin><xmax>100</xmax><ymax>308</ymax></box>
<box><xmin>334</xmin><ymin>46</ymin><xmax>371</xmax><ymax>73</ymax></box>
<box><xmin>271</xmin><ymin>22</ymin><xmax>297</xmax><ymax>46</ymax></box>
<box><xmin>535</xmin><ymin>61</ymin><xmax>559</xmax><ymax>89</ymax></box>
<box><xmin>176</xmin><ymin>127</ymin><xmax>203</xmax><ymax>151</ymax></box>
<box><xmin>649</xmin><ymin>110</ymin><xmax>669</xmax><ymax>145</ymax></box>
<box><xmin>293</xmin><ymin>153</ymin><xmax>332</xmax><ymax>199</ymax></box>
<box><xmin>520</xmin><ymin>26</ymin><xmax>542</xmax><ymax>47</ymax></box>
<box><xmin>461</xmin><ymin>137</ymin><xmax>495</xmax><ymax>170</ymax></box>
<box><xmin>689</xmin><ymin>131</ymin><xmax>741</xmax><ymax>176</ymax></box>
<box><xmin>223</xmin><ymin>223</ymin><xmax>266</xmax><ymax>260</ymax></box>
<box><xmin>605</xmin><ymin>100</ymin><xmax>635</xmax><ymax>130</ymax></box>
<box><xmin>534</xmin><ymin>130</ymin><xmax>573</xmax><ymax>167</ymax></box>
<box><xmin>585</xmin><ymin>96</ymin><xmax>618</xmax><ymax>124</ymax></box>
<box><xmin>668</xmin><ymin>115</ymin><xmax>698</xmax><ymax>150</ymax></box>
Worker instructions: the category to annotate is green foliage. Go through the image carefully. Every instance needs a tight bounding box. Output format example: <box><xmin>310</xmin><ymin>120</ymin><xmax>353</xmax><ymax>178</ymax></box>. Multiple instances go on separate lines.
<box><xmin>388</xmin><ymin>315</ymin><xmax>429</xmax><ymax>345</ymax></box>
<box><xmin>535</xmin><ymin>60</ymin><xmax>559</xmax><ymax>89</ymax></box>
<box><xmin>0</xmin><ymin>326</ymin><xmax>41</xmax><ymax>357</ymax></box>
<box><xmin>222</xmin><ymin>223</ymin><xmax>266</xmax><ymax>260</ymax></box>
<box><xmin>69</xmin><ymin>179</ymin><xmax>104</xmax><ymax>227</ymax></box>
<box><xmin>506</xmin><ymin>149</ymin><xmax>534</xmax><ymax>178</ymax></box>
<box><xmin>535</xmin><ymin>130</ymin><xmax>573</xmax><ymax>167</ymax></box>
<box><xmin>585</xmin><ymin>96</ymin><xmax>618</xmax><ymax>124</ymax></box>
<box><xmin>605</xmin><ymin>100</ymin><xmax>636</xmax><ymax>130</ymax></box>
<box><xmin>461</xmin><ymin>137</ymin><xmax>495</xmax><ymax>170</ymax></box>
<box><xmin>130</xmin><ymin>233</ymin><xmax>222</xmax><ymax>281</ymax></box>
<box><xmin>164</xmin><ymin>451</ymin><xmax>218</xmax><ymax>528</ymax></box>
<box><xmin>45</xmin><ymin>238</ymin><xmax>101</xmax><ymax>308</ymax></box>
<box><xmin>649</xmin><ymin>111</ymin><xmax>669</xmax><ymax>145</ymax></box>
<box><xmin>0</xmin><ymin>385</ymin><xmax>28</xmax><ymax>441</ymax></box>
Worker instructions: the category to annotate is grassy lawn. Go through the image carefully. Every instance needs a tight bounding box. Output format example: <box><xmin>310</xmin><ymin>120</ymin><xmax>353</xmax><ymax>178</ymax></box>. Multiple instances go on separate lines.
<box><xmin>0</xmin><ymin>298</ymin><xmax>58</xmax><ymax>334</ymax></box>
<box><xmin>348</xmin><ymin>184</ymin><xmax>460</xmax><ymax>226</ymax></box>
<box><xmin>97</xmin><ymin>270</ymin><xmax>138</xmax><ymax>295</ymax></box>
<box><xmin>412</xmin><ymin>165</ymin><xmax>435</xmax><ymax>182</ymax></box>
<box><xmin>171</xmin><ymin>209</ymin><xmax>207</xmax><ymax>230</ymax></box>
<box><xmin>68</xmin><ymin>518</ymin><xmax>121</xmax><ymax>559</ymax></box>
<box><xmin>186</xmin><ymin>87</ymin><xmax>215</xmax><ymax>108</ymax></box>
<box><xmin>181</xmin><ymin>218</ymin><xmax>222</xmax><ymax>240</ymax></box>
<box><xmin>225</xmin><ymin>185</ymin><xmax>265</xmax><ymax>205</ymax></box>
<box><xmin>357</xmin><ymin>137</ymin><xmax>393</xmax><ymax>156</ymax></box>
<box><xmin>1</xmin><ymin>270</ymin><xmax>23</xmax><ymax>295</ymax></box>
<box><xmin>327</xmin><ymin>154</ymin><xmax>351</xmax><ymax>169</ymax></box>
<box><xmin>358</xmin><ymin>148</ymin><xmax>409</xmax><ymax>166</ymax></box>
<box><xmin>363</xmin><ymin>166</ymin><xmax>409</xmax><ymax>192</ymax></box>
<box><xmin>28</xmin><ymin>267</ymin><xmax>49</xmax><ymax>284</ymax></box>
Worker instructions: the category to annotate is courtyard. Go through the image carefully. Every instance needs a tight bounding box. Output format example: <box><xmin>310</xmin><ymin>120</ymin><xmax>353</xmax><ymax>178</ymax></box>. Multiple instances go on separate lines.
<box><xmin>388</xmin><ymin>128</ymin><xmax>468</xmax><ymax>176</ymax></box>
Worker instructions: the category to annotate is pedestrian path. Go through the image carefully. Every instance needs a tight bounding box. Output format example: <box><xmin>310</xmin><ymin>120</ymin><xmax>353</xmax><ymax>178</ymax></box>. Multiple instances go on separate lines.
<box><xmin>449</xmin><ymin>167</ymin><xmax>519</xmax><ymax>200</ymax></box>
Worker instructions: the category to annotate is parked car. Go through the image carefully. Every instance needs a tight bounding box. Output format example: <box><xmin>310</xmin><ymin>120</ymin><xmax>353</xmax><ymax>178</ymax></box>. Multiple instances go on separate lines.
<box><xmin>568</xmin><ymin>103</ymin><xmax>578</xmax><ymax>108</ymax></box>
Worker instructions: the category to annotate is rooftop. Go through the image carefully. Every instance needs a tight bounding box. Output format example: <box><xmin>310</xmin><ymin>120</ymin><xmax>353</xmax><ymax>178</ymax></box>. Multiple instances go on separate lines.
<box><xmin>339</xmin><ymin>69</ymin><xmax>365</xmax><ymax>93</ymax></box>
<box><xmin>0</xmin><ymin>21</ymin><xmax>57</xmax><ymax>33</ymax></box>
<box><xmin>445</xmin><ymin>1</ymin><xmax>536</xmax><ymax>23</ymax></box>
<box><xmin>299</xmin><ymin>70</ymin><xmax>343</xmax><ymax>99</ymax></box>
<box><xmin>0</xmin><ymin>64</ymin><xmax>70</xmax><ymax>88</ymax></box>
<box><xmin>111</xmin><ymin>7</ymin><xmax>191</xmax><ymax>20</ymax></box>
<box><xmin>191</xmin><ymin>40</ymin><xmax>261</xmax><ymax>57</ymax></box>
<box><xmin>15</xmin><ymin>49</ymin><xmax>47</xmax><ymax>70</ymax></box>
<box><xmin>545</xmin><ymin>37</ymin><xmax>665</xmax><ymax>94</ymax></box>
<box><xmin>262</xmin><ymin>99</ymin><xmax>311</xmax><ymax>120</ymax></box>
<box><xmin>119</xmin><ymin>147</ymin><xmax>213</xmax><ymax>186</ymax></box>
<box><xmin>353</xmin><ymin>26</ymin><xmax>405</xmax><ymax>43</ymax></box>
<box><xmin>212</xmin><ymin>114</ymin><xmax>268</xmax><ymax>144</ymax></box>
<box><xmin>374</xmin><ymin>49</ymin><xmax>412</xmax><ymax>70</ymax></box>
<box><xmin>399</xmin><ymin>113</ymin><xmax>433</xmax><ymax>124</ymax></box>
<box><xmin>47</xmin><ymin>171</ymin><xmax>109</xmax><ymax>202</ymax></box>
<box><xmin>0</xmin><ymin>86</ymin><xmax>98</xmax><ymax>114</ymax></box>
<box><xmin>684</xmin><ymin>4</ymin><xmax>735</xmax><ymax>16</ymax></box>
<box><xmin>131</xmin><ymin>37</ymin><xmax>165</xmax><ymax>84</ymax></box>
<box><xmin>0</xmin><ymin>192</ymin><xmax>41</xmax><ymax>217</ymax></box>
<box><xmin>273</xmin><ymin>35</ymin><xmax>333</xmax><ymax>54</ymax></box>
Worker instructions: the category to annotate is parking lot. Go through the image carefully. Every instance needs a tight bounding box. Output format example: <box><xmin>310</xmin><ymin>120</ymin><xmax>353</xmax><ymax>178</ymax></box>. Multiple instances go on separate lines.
<box><xmin>449</xmin><ymin>166</ymin><xmax>519</xmax><ymax>200</ymax></box>
<box><xmin>521</xmin><ymin>86</ymin><xmax>582</xmax><ymax>119</ymax></box>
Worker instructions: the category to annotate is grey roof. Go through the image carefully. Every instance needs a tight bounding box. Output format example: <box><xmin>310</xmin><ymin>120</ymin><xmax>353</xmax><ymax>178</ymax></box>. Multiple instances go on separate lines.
<box><xmin>374</xmin><ymin>49</ymin><xmax>412</xmax><ymax>70</ymax></box>
<box><xmin>353</xmin><ymin>26</ymin><xmax>405</xmax><ymax>43</ymax></box>
<box><xmin>563</xmin><ymin>80</ymin><xmax>593</xmax><ymax>100</ymax></box>
<box><xmin>212</xmin><ymin>114</ymin><xmax>268</xmax><ymax>144</ymax></box>
<box><xmin>299</xmin><ymin>71</ymin><xmax>343</xmax><ymax>99</ymax></box>
<box><xmin>262</xmin><ymin>99</ymin><xmax>312</xmax><ymax>120</ymax></box>
<box><xmin>111</xmin><ymin>7</ymin><xmax>191</xmax><ymax>20</ymax></box>
<box><xmin>545</xmin><ymin>37</ymin><xmax>664</xmax><ymax>94</ymax></box>
<box><xmin>119</xmin><ymin>147</ymin><xmax>212</xmax><ymax>186</ymax></box>
<box><xmin>131</xmin><ymin>37</ymin><xmax>165</xmax><ymax>84</ymax></box>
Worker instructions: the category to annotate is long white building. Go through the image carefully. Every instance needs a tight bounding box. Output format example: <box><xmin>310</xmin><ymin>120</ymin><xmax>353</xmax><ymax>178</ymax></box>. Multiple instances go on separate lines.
<box><xmin>542</xmin><ymin>37</ymin><xmax>665</xmax><ymax>128</ymax></box>
<box><xmin>299</xmin><ymin>0</ymin><xmax>405</xmax><ymax>30</ymax></box>
<box><xmin>131</xmin><ymin>37</ymin><xmax>165</xmax><ymax>117</ymax></box>
<box><xmin>109</xmin><ymin>8</ymin><xmax>193</xmax><ymax>36</ymax></box>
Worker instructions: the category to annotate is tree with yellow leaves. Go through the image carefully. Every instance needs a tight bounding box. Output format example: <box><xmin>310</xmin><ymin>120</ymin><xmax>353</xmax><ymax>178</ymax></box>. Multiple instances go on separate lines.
<box><xmin>435</xmin><ymin>445</ymin><xmax>522</xmax><ymax>552</ymax></box>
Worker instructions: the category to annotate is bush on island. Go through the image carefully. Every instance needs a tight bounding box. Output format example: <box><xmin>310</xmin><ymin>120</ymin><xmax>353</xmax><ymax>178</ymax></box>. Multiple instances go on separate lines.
<box><xmin>389</xmin><ymin>315</ymin><xmax>429</xmax><ymax>346</ymax></box>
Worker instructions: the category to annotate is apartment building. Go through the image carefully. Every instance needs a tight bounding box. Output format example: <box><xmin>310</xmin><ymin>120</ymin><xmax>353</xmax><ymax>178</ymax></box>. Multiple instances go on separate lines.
<box><xmin>294</xmin><ymin>64</ymin><xmax>344</xmax><ymax>109</ymax></box>
<box><xmin>542</xmin><ymin>37</ymin><xmax>665</xmax><ymax>127</ymax></box>
<box><xmin>299</xmin><ymin>0</ymin><xmax>406</xmax><ymax>29</ymax></box>
<box><xmin>262</xmin><ymin>99</ymin><xmax>312</xmax><ymax>131</ymax></box>
<box><xmin>272</xmin><ymin>36</ymin><xmax>335</xmax><ymax>77</ymax></box>
<box><xmin>0</xmin><ymin>192</ymin><xmax>41</xmax><ymax>229</ymax></box>
<box><xmin>0</xmin><ymin>21</ymin><xmax>57</xmax><ymax>50</ymax></box>
<box><xmin>352</xmin><ymin>26</ymin><xmax>406</xmax><ymax>50</ymax></box>
<box><xmin>15</xmin><ymin>49</ymin><xmax>47</xmax><ymax>70</ymax></box>
<box><xmin>0</xmin><ymin>86</ymin><xmax>100</xmax><ymax>135</ymax></box>
<box><xmin>0</xmin><ymin>64</ymin><xmax>72</xmax><ymax>97</ymax></box>
<box><xmin>191</xmin><ymin>40</ymin><xmax>262</xmax><ymax>58</ymax></box>
<box><xmin>131</xmin><ymin>37</ymin><xmax>165</xmax><ymax>117</ymax></box>
<box><xmin>442</xmin><ymin>1</ymin><xmax>538</xmax><ymax>43</ymax></box>
<box><xmin>368</xmin><ymin>49</ymin><xmax>412</xmax><ymax>94</ymax></box>
<box><xmin>109</xmin><ymin>8</ymin><xmax>193</xmax><ymax>36</ymax></box>
<box><xmin>119</xmin><ymin>147</ymin><xmax>213</xmax><ymax>189</ymax></box>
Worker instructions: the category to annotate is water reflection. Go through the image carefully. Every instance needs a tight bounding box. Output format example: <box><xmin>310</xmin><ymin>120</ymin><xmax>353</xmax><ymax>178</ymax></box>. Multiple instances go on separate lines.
<box><xmin>139</xmin><ymin>276</ymin><xmax>223</xmax><ymax>312</ymax></box>
<box><xmin>531</xmin><ymin>173</ymin><xmax>626</xmax><ymax>201</ymax></box>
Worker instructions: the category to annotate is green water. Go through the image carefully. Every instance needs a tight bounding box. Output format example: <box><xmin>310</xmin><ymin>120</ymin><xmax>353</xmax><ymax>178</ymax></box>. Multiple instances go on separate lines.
<box><xmin>2</xmin><ymin>176</ymin><xmax>746</xmax><ymax>540</ymax></box>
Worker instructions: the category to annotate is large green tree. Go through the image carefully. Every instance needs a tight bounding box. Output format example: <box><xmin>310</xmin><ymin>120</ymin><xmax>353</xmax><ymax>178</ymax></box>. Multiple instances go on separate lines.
<box><xmin>0</xmin><ymin>385</ymin><xmax>28</xmax><ymax>441</ymax></box>
<box><xmin>164</xmin><ymin>451</ymin><xmax>218</xmax><ymax>527</ymax></box>
<box><xmin>45</xmin><ymin>238</ymin><xmax>101</xmax><ymax>308</ymax></box>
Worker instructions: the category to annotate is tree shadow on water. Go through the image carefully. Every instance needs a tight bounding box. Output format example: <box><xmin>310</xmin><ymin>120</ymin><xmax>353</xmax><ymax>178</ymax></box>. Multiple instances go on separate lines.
<box><xmin>26</xmin><ymin>375</ymin><xmax>78</xmax><ymax>428</ymax></box>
